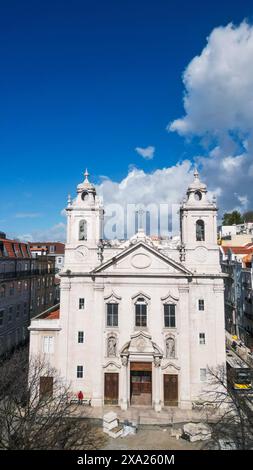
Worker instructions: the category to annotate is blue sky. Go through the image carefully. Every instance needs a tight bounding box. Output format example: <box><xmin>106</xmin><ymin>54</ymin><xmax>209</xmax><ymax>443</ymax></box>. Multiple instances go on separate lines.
<box><xmin>1</xmin><ymin>0</ymin><xmax>253</xmax><ymax>241</ymax></box>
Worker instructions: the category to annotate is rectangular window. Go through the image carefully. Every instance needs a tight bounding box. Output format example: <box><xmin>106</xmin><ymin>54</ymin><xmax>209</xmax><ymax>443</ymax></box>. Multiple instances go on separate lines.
<box><xmin>49</xmin><ymin>245</ymin><xmax>55</xmax><ymax>253</ymax></box>
<box><xmin>135</xmin><ymin>302</ymin><xmax>147</xmax><ymax>327</ymax></box>
<box><xmin>16</xmin><ymin>304</ymin><xmax>20</xmax><ymax>318</ymax></box>
<box><xmin>79</xmin><ymin>298</ymin><xmax>85</xmax><ymax>309</ymax></box>
<box><xmin>164</xmin><ymin>304</ymin><xmax>176</xmax><ymax>328</ymax></box>
<box><xmin>78</xmin><ymin>331</ymin><xmax>84</xmax><ymax>343</ymax></box>
<box><xmin>77</xmin><ymin>365</ymin><xmax>83</xmax><ymax>378</ymax></box>
<box><xmin>198</xmin><ymin>299</ymin><xmax>205</xmax><ymax>311</ymax></box>
<box><xmin>200</xmin><ymin>368</ymin><xmax>207</xmax><ymax>382</ymax></box>
<box><xmin>9</xmin><ymin>283</ymin><xmax>14</xmax><ymax>296</ymax></box>
<box><xmin>17</xmin><ymin>281</ymin><xmax>22</xmax><ymax>292</ymax></box>
<box><xmin>43</xmin><ymin>336</ymin><xmax>54</xmax><ymax>354</ymax></box>
<box><xmin>8</xmin><ymin>307</ymin><xmax>12</xmax><ymax>322</ymax></box>
<box><xmin>199</xmin><ymin>333</ymin><xmax>206</xmax><ymax>345</ymax></box>
<box><xmin>106</xmin><ymin>303</ymin><xmax>118</xmax><ymax>327</ymax></box>
<box><xmin>0</xmin><ymin>310</ymin><xmax>4</xmax><ymax>327</ymax></box>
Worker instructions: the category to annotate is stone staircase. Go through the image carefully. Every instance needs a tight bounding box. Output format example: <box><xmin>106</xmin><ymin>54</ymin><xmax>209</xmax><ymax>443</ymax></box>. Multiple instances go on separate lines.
<box><xmin>103</xmin><ymin>411</ymin><xmax>123</xmax><ymax>438</ymax></box>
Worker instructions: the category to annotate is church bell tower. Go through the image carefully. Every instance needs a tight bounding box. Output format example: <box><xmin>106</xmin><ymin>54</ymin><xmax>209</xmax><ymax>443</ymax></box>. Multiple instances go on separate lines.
<box><xmin>64</xmin><ymin>170</ymin><xmax>104</xmax><ymax>271</ymax></box>
<box><xmin>179</xmin><ymin>169</ymin><xmax>220</xmax><ymax>273</ymax></box>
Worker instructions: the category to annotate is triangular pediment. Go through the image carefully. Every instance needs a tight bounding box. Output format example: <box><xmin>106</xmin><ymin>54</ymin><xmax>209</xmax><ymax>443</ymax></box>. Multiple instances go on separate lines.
<box><xmin>92</xmin><ymin>241</ymin><xmax>192</xmax><ymax>276</ymax></box>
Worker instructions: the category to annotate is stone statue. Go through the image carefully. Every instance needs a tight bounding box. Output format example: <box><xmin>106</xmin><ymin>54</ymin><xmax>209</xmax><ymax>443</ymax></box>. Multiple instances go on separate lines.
<box><xmin>166</xmin><ymin>337</ymin><xmax>175</xmax><ymax>358</ymax></box>
<box><xmin>107</xmin><ymin>336</ymin><xmax>117</xmax><ymax>357</ymax></box>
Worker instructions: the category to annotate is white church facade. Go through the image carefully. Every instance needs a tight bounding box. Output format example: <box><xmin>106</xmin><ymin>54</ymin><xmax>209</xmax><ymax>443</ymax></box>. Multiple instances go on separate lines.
<box><xmin>29</xmin><ymin>169</ymin><xmax>226</xmax><ymax>411</ymax></box>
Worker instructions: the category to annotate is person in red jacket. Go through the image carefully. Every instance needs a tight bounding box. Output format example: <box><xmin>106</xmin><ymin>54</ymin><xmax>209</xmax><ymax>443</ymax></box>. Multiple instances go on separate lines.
<box><xmin>78</xmin><ymin>390</ymin><xmax>84</xmax><ymax>404</ymax></box>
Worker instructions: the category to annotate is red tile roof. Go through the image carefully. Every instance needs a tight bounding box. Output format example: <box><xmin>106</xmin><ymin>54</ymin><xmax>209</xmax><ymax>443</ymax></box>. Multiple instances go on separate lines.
<box><xmin>29</xmin><ymin>242</ymin><xmax>65</xmax><ymax>254</ymax></box>
<box><xmin>0</xmin><ymin>237</ymin><xmax>31</xmax><ymax>258</ymax></box>
<box><xmin>222</xmin><ymin>246</ymin><xmax>253</xmax><ymax>255</ymax></box>
<box><xmin>45</xmin><ymin>309</ymin><xmax>60</xmax><ymax>319</ymax></box>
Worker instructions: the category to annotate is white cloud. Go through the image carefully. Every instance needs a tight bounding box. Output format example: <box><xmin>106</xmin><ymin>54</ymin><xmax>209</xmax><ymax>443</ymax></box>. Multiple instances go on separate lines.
<box><xmin>17</xmin><ymin>222</ymin><xmax>66</xmax><ymax>243</ymax></box>
<box><xmin>168</xmin><ymin>21</ymin><xmax>253</xmax><ymax>216</ymax></box>
<box><xmin>97</xmin><ymin>161</ymin><xmax>192</xmax><ymax>207</ymax></box>
<box><xmin>15</xmin><ymin>212</ymin><xmax>42</xmax><ymax>218</ymax></box>
<box><xmin>135</xmin><ymin>146</ymin><xmax>155</xmax><ymax>160</ymax></box>
<box><xmin>169</xmin><ymin>21</ymin><xmax>253</xmax><ymax>138</ymax></box>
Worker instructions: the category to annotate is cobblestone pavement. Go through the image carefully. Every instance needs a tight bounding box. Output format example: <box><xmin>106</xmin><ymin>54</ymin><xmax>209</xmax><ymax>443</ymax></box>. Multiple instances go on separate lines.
<box><xmin>101</xmin><ymin>428</ymin><xmax>203</xmax><ymax>450</ymax></box>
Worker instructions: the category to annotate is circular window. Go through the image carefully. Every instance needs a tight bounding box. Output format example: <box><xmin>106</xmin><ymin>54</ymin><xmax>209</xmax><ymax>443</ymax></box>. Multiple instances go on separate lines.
<box><xmin>194</xmin><ymin>191</ymin><xmax>202</xmax><ymax>201</ymax></box>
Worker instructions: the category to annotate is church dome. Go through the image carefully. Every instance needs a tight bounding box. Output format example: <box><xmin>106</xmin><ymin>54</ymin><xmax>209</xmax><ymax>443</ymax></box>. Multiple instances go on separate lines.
<box><xmin>77</xmin><ymin>169</ymin><xmax>96</xmax><ymax>194</ymax></box>
<box><xmin>187</xmin><ymin>169</ymin><xmax>207</xmax><ymax>192</ymax></box>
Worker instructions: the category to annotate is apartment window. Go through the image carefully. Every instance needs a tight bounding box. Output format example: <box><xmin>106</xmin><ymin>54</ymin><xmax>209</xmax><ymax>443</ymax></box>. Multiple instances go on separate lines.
<box><xmin>78</xmin><ymin>331</ymin><xmax>84</xmax><ymax>343</ymax></box>
<box><xmin>106</xmin><ymin>303</ymin><xmax>118</xmax><ymax>327</ymax></box>
<box><xmin>135</xmin><ymin>298</ymin><xmax>147</xmax><ymax>327</ymax></box>
<box><xmin>49</xmin><ymin>245</ymin><xmax>55</xmax><ymax>253</ymax></box>
<box><xmin>164</xmin><ymin>304</ymin><xmax>176</xmax><ymax>328</ymax></box>
<box><xmin>77</xmin><ymin>365</ymin><xmax>83</xmax><ymax>378</ymax></box>
<box><xmin>8</xmin><ymin>307</ymin><xmax>12</xmax><ymax>322</ymax></box>
<box><xmin>37</xmin><ymin>296</ymin><xmax>40</xmax><ymax>307</ymax></box>
<box><xmin>49</xmin><ymin>292</ymin><xmax>53</xmax><ymax>302</ymax></box>
<box><xmin>79</xmin><ymin>298</ymin><xmax>85</xmax><ymax>309</ymax></box>
<box><xmin>0</xmin><ymin>285</ymin><xmax>5</xmax><ymax>298</ymax></box>
<box><xmin>57</xmin><ymin>257</ymin><xmax>62</xmax><ymax>263</ymax></box>
<box><xmin>41</xmin><ymin>296</ymin><xmax>44</xmax><ymax>306</ymax></box>
<box><xmin>200</xmin><ymin>368</ymin><xmax>207</xmax><ymax>382</ymax></box>
<box><xmin>198</xmin><ymin>299</ymin><xmax>205</xmax><ymax>311</ymax></box>
<box><xmin>0</xmin><ymin>310</ymin><xmax>4</xmax><ymax>327</ymax></box>
<box><xmin>16</xmin><ymin>304</ymin><xmax>20</xmax><ymax>318</ymax></box>
<box><xmin>37</xmin><ymin>279</ymin><xmax>41</xmax><ymax>288</ymax></box>
<box><xmin>199</xmin><ymin>333</ymin><xmax>206</xmax><ymax>345</ymax></box>
<box><xmin>9</xmin><ymin>283</ymin><xmax>14</xmax><ymax>296</ymax></box>
<box><xmin>43</xmin><ymin>336</ymin><xmax>54</xmax><ymax>354</ymax></box>
<box><xmin>17</xmin><ymin>281</ymin><xmax>22</xmax><ymax>292</ymax></box>
<box><xmin>24</xmin><ymin>263</ymin><xmax>28</xmax><ymax>271</ymax></box>
<box><xmin>23</xmin><ymin>303</ymin><xmax>28</xmax><ymax>317</ymax></box>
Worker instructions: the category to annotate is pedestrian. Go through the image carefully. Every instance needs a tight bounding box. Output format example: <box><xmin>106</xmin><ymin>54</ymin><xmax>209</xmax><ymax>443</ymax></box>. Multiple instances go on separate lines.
<box><xmin>78</xmin><ymin>390</ymin><xmax>83</xmax><ymax>404</ymax></box>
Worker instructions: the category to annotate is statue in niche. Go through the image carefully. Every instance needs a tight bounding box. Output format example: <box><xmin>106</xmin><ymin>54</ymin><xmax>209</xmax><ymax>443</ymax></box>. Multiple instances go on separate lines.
<box><xmin>166</xmin><ymin>337</ymin><xmax>175</xmax><ymax>358</ymax></box>
<box><xmin>79</xmin><ymin>220</ymin><xmax>87</xmax><ymax>241</ymax></box>
<box><xmin>107</xmin><ymin>336</ymin><xmax>117</xmax><ymax>357</ymax></box>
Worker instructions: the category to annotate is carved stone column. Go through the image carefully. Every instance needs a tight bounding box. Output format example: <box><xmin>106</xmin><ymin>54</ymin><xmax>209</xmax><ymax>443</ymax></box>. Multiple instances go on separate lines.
<box><xmin>120</xmin><ymin>355</ymin><xmax>128</xmax><ymax>410</ymax></box>
<box><xmin>154</xmin><ymin>356</ymin><xmax>162</xmax><ymax>412</ymax></box>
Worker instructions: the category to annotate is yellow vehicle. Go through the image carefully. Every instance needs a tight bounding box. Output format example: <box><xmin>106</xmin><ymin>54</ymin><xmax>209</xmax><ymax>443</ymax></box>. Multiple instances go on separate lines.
<box><xmin>226</xmin><ymin>350</ymin><xmax>252</xmax><ymax>391</ymax></box>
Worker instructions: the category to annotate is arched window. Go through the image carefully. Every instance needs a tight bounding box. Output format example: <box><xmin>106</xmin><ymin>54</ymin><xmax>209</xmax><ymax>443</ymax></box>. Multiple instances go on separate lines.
<box><xmin>196</xmin><ymin>219</ymin><xmax>205</xmax><ymax>241</ymax></box>
<box><xmin>79</xmin><ymin>220</ymin><xmax>87</xmax><ymax>241</ymax></box>
<box><xmin>135</xmin><ymin>297</ymin><xmax>147</xmax><ymax>327</ymax></box>
<box><xmin>0</xmin><ymin>284</ymin><xmax>5</xmax><ymax>298</ymax></box>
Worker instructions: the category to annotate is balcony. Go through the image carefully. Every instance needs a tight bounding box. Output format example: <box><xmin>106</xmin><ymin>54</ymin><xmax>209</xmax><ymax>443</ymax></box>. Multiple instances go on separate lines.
<box><xmin>0</xmin><ymin>269</ymin><xmax>57</xmax><ymax>280</ymax></box>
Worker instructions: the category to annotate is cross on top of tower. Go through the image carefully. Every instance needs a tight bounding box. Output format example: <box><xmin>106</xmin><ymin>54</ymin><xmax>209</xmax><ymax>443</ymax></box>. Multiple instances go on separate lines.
<box><xmin>194</xmin><ymin>168</ymin><xmax>199</xmax><ymax>180</ymax></box>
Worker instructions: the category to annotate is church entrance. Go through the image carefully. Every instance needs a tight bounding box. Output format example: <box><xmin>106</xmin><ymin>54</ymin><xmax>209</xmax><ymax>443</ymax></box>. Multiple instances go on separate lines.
<box><xmin>130</xmin><ymin>362</ymin><xmax>152</xmax><ymax>406</ymax></box>
<box><xmin>164</xmin><ymin>374</ymin><xmax>178</xmax><ymax>406</ymax></box>
<box><xmin>104</xmin><ymin>373</ymin><xmax>119</xmax><ymax>405</ymax></box>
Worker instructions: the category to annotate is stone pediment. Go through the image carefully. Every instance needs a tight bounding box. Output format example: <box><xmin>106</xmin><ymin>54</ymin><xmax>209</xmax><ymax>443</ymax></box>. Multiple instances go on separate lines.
<box><xmin>120</xmin><ymin>331</ymin><xmax>163</xmax><ymax>359</ymax></box>
<box><xmin>92</xmin><ymin>241</ymin><xmax>192</xmax><ymax>276</ymax></box>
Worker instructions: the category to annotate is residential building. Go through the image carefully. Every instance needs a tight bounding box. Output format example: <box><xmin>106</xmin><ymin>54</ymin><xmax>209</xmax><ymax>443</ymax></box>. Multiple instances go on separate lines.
<box><xmin>29</xmin><ymin>242</ymin><xmax>65</xmax><ymax>273</ymax></box>
<box><xmin>0</xmin><ymin>233</ymin><xmax>57</xmax><ymax>356</ymax></box>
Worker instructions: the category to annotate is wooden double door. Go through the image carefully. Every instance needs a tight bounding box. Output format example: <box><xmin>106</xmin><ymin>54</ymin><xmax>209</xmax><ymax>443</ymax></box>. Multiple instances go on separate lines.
<box><xmin>130</xmin><ymin>362</ymin><xmax>152</xmax><ymax>406</ymax></box>
<box><xmin>164</xmin><ymin>374</ymin><xmax>178</xmax><ymax>406</ymax></box>
<box><xmin>104</xmin><ymin>373</ymin><xmax>119</xmax><ymax>405</ymax></box>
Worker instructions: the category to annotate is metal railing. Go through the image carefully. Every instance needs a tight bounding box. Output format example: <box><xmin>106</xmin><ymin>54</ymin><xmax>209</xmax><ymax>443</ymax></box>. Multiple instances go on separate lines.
<box><xmin>0</xmin><ymin>269</ymin><xmax>57</xmax><ymax>280</ymax></box>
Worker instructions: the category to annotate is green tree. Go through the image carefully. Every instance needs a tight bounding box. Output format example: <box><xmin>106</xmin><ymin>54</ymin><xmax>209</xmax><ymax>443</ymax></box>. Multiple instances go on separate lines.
<box><xmin>243</xmin><ymin>211</ymin><xmax>253</xmax><ymax>223</ymax></box>
<box><xmin>222</xmin><ymin>211</ymin><xmax>243</xmax><ymax>226</ymax></box>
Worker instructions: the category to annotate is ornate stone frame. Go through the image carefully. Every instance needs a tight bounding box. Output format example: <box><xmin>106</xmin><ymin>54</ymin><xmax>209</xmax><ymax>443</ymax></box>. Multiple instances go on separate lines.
<box><xmin>104</xmin><ymin>291</ymin><xmax>121</xmax><ymax>329</ymax></box>
<box><xmin>131</xmin><ymin>292</ymin><xmax>151</xmax><ymax>331</ymax></box>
